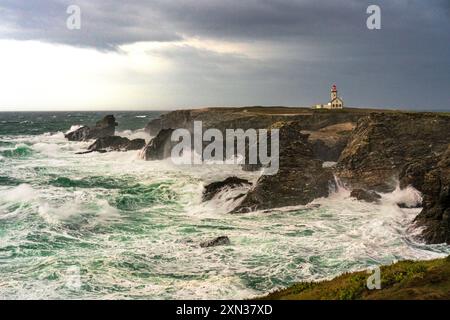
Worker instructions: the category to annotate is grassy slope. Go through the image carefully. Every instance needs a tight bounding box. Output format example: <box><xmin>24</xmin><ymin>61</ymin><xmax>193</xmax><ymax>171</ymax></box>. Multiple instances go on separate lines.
<box><xmin>259</xmin><ymin>256</ymin><xmax>450</xmax><ymax>300</ymax></box>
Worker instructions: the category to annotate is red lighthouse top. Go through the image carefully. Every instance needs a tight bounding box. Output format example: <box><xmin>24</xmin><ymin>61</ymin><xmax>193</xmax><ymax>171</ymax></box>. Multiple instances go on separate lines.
<box><xmin>332</xmin><ymin>84</ymin><xmax>337</xmax><ymax>92</ymax></box>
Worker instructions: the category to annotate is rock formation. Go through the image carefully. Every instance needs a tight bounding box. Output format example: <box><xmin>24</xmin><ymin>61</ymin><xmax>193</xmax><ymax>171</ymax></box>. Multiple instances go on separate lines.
<box><xmin>336</xmin><ymin>113</ymin><xmax>450</xmax><ymax>192</ymax></box>
<box><xmin>234</xmin><ymin>122</ymin><xmax>334</xmax><ymax>212</ymax></box>
<box><xmin>141</xmin><ymin>129</ymin><xmax>175</xmax><ymax>160</ymax></box>
<box><xmin>86</xmin><ymin>136</ymin><xmax>146</xmax><ymax>153</ymax></box>
<box><xmin>143</xmin><ymin>108</ymin><xmax>450</xmax><ymax>244</ymax></box>
<box><xmin>406</xmin><ymin>146</ymin><xmax>450</xmax><ymax>244</ymax></box>
<box><xmin>66</xmin><ymin>115</ymin><xmax>118</xmax><ymax>141</ymax></box>
<box><xmin>202</xmin><ymin>177</ymin><xmax>252</xmax><ymax>202</ymax></box>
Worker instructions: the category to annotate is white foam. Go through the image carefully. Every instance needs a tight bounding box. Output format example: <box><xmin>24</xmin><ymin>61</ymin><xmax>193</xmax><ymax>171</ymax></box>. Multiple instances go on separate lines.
<box><xmin>1</xmin><ymin>184</ymin><xmax>37</xmax><ymax>202</ymax></box>
<box><xmin>65</xmin><ymin>125</ymin><xmax>84</xmax><ymax>134</ymax></box>
<box><xmin>381</xmin><ymin>185</ymin><xmax>423</xmax><ymax>208</ymax></box>
<box><xmin>117</xmin><ymin>129</ymin><xmax>150</xmax><ymax>142</ymax></box>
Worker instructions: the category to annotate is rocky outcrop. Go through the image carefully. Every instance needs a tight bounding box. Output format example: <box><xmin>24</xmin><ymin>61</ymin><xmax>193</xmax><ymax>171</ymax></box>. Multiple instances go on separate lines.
<box><xmin>303</xmin><ymin>122</ymin><xmax>355</xmax><ymax>162</ymax></box>
<box><xmin>141</xmin><ymin>129</ymin><xmax>175</xmax><ymax>160</ymax></box>
<box><xmin>350</xmin><ymin>189</ymin><xmax>381</xmax><ymax>203</ymax></box>
<box><xmin>202</xmin><ymin>177</ymin><xmax>252</xmax><ymax>202</ymax></box>
<box><xmin>200</xmin><ymin>236</ymin><xmax>231</xmax><ymax>248</ymax></box>
<box><xmin>66</xmin><ymin>115</ymin><xmax>118</xmax><ymax>141</ymax></box>
<box><xmin>411</xmin><ymin>146</ymin><xmax>450</xmax><ymax>244</ymax></box>
<box><xmin>145</xmin><ymin>107</ymin><xmax>366</xmax><ymax>137</ymax></box>
<box><xmin>86</xmin><ymin>136</ymin><xmax>146</xmax><ymax>152</ymax></box>
<box><xmin>336</xmin><ymin>113</ymin><xmax>450</xmax><ymax>193</ymax></box>
<box><xmin>233</xmin><ymin>122</ymin><xmax>334</xmax><ymax>212</ymax></box>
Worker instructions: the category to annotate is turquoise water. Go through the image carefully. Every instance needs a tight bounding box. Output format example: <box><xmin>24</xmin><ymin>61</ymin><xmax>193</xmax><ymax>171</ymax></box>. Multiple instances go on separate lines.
<box><xmin>0</xmin><ymin>112</ymin><xmax>449</xmax><ymax>299</ymax></box>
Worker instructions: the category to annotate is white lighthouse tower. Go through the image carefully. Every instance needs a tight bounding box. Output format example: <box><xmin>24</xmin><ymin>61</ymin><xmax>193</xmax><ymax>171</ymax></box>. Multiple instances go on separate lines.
<box><xmin>329</xmin><ymin>84</ymin><xmax>344</xmax><ymax>109</ymax></box>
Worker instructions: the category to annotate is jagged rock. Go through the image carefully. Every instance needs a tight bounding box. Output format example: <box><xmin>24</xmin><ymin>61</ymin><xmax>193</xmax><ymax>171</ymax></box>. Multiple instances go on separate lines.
<box><xmin>233</xmin><ymin>122</ymin><xmax>334</xmax><ymax>213</ymax></box>
<box><xmin>141</xmin><ymin>129</ymin><xmax>175</xmax><ymax>160</ymax></box>
<box><xmin>200</xmin><ymin>236</ymin><xmax>231</xmax><ymax>248</ymax></box>
<box><xmin>414</xmin><ymin>146</ymin><xmax>450</xmax><ymax>244</ymax></box>
<box><xmin>399</xmin><ymin>156</ymin><xmax>437</xmax><ymax>191</ymax></box>
<box><xmin>350</xmin><ymin>189</ymin><xmax>381</xmax><ymax>203</ymax></box>
<box><xmin>65</xmin><ymin>115</ymin><xmax>118</xmax><ymax>141</ymax></box>
<box><xmin>336</xmin><ymin>113</ymin><xmax>450</xmax><ymax>192</ymax></box>
<box><xmin>202</xmin><ymin>177</ymin><xmax>252</xmax><ymax>202</ymax></box>
<box><xmin>86</xmin><ymin>136</ymin><xmax>145</xmax><ymax>153</ymax></box>
<box><xmin>304</xmin><ymin>122</ymin><xmax>355</xmax><ymax>162</ymax></box>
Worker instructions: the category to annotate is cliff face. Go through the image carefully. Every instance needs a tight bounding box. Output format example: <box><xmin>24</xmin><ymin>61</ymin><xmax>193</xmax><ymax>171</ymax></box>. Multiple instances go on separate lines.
<box><xmin>234</xmin><ymin>121</ymin><xmax>334</xmax><ymax>212</ymax></box>
<box><xmin>143</xmin><ymin>107</ymin><xmax>450</xmax><ymax>244</ymax></box>
<box><xmin>144</xmin><ymin>107</ymin><xmax>366</xmax><ymax>136</ymax></box>
<box><xmin>336</xmin><ymin>113</ymin><xmax>450</xmax><ymax>192</ymax></box>
<box><xmin>411</xmin><ymin>146</ymin><xmax>450</xmax><ymax>244</ymax></box>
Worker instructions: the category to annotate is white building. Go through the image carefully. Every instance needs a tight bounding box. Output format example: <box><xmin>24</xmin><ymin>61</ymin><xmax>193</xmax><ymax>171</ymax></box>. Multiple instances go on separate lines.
<box><xmin>314</xmin><ymin>85</ymin><xmax>344</xmax><ymax>109</ymax></box>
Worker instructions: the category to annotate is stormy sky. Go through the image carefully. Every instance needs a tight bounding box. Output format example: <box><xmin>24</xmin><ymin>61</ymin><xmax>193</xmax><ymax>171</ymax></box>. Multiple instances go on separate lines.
<box><xmin>0</xmin><ymin>0</ymin><xmax>449</xmax><ymax>110</ymax></box>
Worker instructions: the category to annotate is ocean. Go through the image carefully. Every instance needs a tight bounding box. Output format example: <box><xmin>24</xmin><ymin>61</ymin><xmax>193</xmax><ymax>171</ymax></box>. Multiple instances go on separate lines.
<box><xmin>0</xmin><ymin>111</ymin><xmax>449</xmax><ymax>299</ymax></box>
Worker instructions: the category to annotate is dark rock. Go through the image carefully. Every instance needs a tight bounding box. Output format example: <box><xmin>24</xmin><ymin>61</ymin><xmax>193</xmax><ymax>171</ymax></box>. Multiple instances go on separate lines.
<box><xmin>336</xmin><ymin>113</ymin><xmax>450</xmax><ymax>192</ymax></box>
<box><xmin>65</xmin><ymin>115</ymin><xmax>118</xmax><ymax>141</ymax></box>
<box><xmin>87</xmin><ymin>136</ymin><xmax>146</xmax><ymax>152</ymax></box>
<box><xmin>399</xmin><ymin>156</ymin><xmax>437</xmax><ymax>191</ymax></box>
<box><xmin>141</xmin><ymin>129</ymin><xmax>175</xmax><ymax>160</ymax></box>
<box><xmin>303</xmin><ymin>122</ymin><xmax>355</xmax><ymax>162</ymax></box>
<box><xmin>233</xmin><ymin>122</ymin><xmax>334</xmax><ymax>213</ymax></box>
<box><xmin>200</xmin><ymin>236</ymin><xmax>231</xmax><ymax>248</ymax></box>
<box><xmin>203</xmin><ymin>177</ymin><xmax>252</xmax><ymax>202</ymax></box>
<box><xmin>414</xmin><ymin>145</ymin><xmax>450</xmax><ymax>244</ymax></box>
<box><xmin>350</xmin><ymin>189</ymin><xmax>381</xmax><ymax>203</ymax></box>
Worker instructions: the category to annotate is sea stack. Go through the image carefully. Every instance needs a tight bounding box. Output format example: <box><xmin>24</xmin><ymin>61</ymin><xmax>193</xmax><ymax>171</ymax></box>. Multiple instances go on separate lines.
<box><xmin>65</xmin><ymin>115</ymin><xmax>118</xmax><ymax>141</ymax></box>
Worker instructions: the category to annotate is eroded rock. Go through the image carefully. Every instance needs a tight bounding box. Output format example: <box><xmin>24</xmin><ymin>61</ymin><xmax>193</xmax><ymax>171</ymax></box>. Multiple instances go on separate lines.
<box><xmin>141</xmin><ymin>129</ymin><xmax>175</xmax><ymax>160</ymax></box>
<box><xmin>86</xmin><ymin>136</ymin><xmax>146</xmax><ymax>153</ymax></box>
<box><xmin>66</xmin><ymin>115</ymin><xmax>118</xmax><ymax>141</ymax></box>
<box><xmin>202</xmin><ymin>177</ymin><xmax>252</xmax><ymax>202</ymax></box>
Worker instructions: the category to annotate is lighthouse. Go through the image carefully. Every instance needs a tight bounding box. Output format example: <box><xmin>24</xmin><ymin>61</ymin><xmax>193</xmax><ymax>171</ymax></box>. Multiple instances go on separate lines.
<box><xmin>312</xmin><ymin>84</ymin><xmax>345</xmax><ymax>109</ymax></box>
<box><xmin>329</xmin><ymin>84</ymin><xmax>344</xmax><ymax>109</ymax></box>
<box><xmin>331</xmin><ymin>84</ymin><xmax>338</xmax><ymax>100</ymax></box>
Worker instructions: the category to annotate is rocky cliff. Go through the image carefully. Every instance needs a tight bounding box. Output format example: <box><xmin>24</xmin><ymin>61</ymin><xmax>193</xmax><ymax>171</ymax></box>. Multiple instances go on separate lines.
<box><xmin>143</xmin><ymin>107</ymin><xmax>450</xmax><ymax>244</ymax></box>
<box><xmin>234</xmin><ymin>121</ymin><xmax>334</xmax><ymax>212</ymax></box>
<box><xmin>336</xmin><ymin>113</ymin><xmax>450</xmax><ymax>193</ymax></box>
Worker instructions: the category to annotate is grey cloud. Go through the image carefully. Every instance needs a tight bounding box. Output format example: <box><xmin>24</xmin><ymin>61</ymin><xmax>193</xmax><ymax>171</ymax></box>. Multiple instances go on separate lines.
<box><xmin>0</xmin><ymin>0</ymin><xmax>448</xmax><ymax>109</ymax></box>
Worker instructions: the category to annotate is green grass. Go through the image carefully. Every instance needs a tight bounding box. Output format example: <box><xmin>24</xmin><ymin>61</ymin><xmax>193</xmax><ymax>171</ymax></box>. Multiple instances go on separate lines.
<box><xmin>258</xmin><ymin>256</ymin><xmax>450</xmax><ymax>300</ymax></box>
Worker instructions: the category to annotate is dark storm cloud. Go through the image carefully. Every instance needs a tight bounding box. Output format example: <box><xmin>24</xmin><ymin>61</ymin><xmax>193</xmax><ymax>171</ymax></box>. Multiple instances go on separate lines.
<box><xmin>1</xmin><ymin>0</ymin><xmax>447</xmax><ymax>49</ymax></box>
<box><xmin>0</xmin><ymin>0</ymin><xmax>448</xmax><ymax>109</ymax></box>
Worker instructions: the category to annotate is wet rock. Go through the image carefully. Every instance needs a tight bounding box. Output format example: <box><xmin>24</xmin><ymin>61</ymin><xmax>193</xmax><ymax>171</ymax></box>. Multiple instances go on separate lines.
<box><xmin>202</xmin><ymin>177</ymin><xmax>252</xmax><ymax>202</ymax></box>
<box><xmin>414</xmin><ymin>145</ymin><xmax>450</xmax><ymax>244</ymax></box>
<box><xmin>336</xmin><ymin>113</ymin><xmax>450</xmax><ymax>192</ymax></box>
<box><xmin>86</xmin><ymin>136</ymin><xmax>146</xmax><ymax>152</ymax></box>
<box><xmin>233</xmin><ymin>122</ymin><xmax>334</xmax><ymax>213</ymax></box>
<box><xmin>303</xmin><ymin>122</ymin><xmax>355</xmax><ymax>162</ymax></box>
<box><xmin>200</xmin><ymin>236</ymin><xmax>231</xmax><ymax>248</ymax></box>
<box><xmin>350</xmin><ymin>189</ymin><xmax>381</xmax><ymax>203</ymax></box>
<box><xmin>66</xmin><ymin>115</ymin><xmax>118</xmax><ymax>141</ymax></box>
<box><xmin>141</xmin><ymin>129</ymin><xmax>175</xmax><ymax>160</ymax></box>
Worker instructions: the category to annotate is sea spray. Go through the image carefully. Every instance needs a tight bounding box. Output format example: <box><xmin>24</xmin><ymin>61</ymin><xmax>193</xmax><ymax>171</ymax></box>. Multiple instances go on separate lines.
<box><xmin>0</xmin><ymin>112</ymin><xmax>449</xmax><ymax>299</ymax></box>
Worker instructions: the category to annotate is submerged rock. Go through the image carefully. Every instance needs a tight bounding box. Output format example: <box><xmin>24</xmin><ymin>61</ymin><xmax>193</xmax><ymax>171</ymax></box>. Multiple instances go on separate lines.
<box><xmin>350</xmin><ymin>189</ymin><xmax>381</xmax><ymax>203</ymax></box>
<box><xmin>141</xmin><ymin>129</ymin><xmax>175</xmax><ymax>160</ymax></box>
<box><xmin>86</xmin><ymin>136</ymin><xmax>146</xmax><ymax>153</ymax></box>
<box><xmin>202</xmin><ymin>177</ymin><xmax>252</xmax><ymax>202</ymax></box>
<box><xmin>200</xmin><ymin>236</ymin><xmax>231</xmax><ymax>248</ymax></box>
<box><xmin>65</xmin><ymin>115</ymin><xmax>118</xmax><ymax>141</ymax></box>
